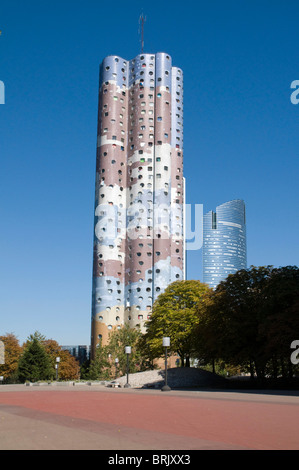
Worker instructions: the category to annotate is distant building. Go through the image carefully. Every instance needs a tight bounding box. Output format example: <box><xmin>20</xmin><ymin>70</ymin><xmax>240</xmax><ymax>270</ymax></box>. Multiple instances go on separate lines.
<box><xmin>61</xmin><ymin>345</ymin><xmax>90</xmax><ymax>365</ymax></box>
<box><xmin>91</xmin><ymin>52</ymin><xmax>185</xmax><ymax>356</ymax></box>
<box><xmin>203</xmin><ymin>199</ymin><xmax>247</xmax><ymax>289</ymax></box>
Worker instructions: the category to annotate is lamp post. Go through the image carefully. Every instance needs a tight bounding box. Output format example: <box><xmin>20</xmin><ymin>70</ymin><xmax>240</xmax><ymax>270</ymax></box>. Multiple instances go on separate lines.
<box><xmin>55</xmin><ymin>357</ymin><xmax>60</xmax><ymax>381</ymax></box>
<box><xmin>115</xmin><ymin>357</ymin><xmax>119</xmax><ymax>380</ymax></box>
<box><xmin>124</xmin><ymin>346</ymin><xmax>131</xmax><ymax>388</ymax></box>
<box><xmin>161</xmin><ymin>337</ymin><xmax>171</xmax><ymax>391</ymax></box>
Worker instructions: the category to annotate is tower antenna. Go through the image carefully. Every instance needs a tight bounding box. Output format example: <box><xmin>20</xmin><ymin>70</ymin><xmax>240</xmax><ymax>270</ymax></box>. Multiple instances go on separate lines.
<box><xmin>139</xmin><ymin>13</ymin><xmax>146</xmax><ymax>53</ymax></box>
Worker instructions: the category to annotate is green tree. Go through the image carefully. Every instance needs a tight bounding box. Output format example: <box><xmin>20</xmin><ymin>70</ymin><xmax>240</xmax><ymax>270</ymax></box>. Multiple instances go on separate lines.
<box><xmin>196</xmin><ymin>265</ymin><xmax>299</xmax><ymax>379</ymax></box>
<box><xmin>259</xmin><ymin>266</ymin><xmax>299</xmax><ymax>378</ymax></box>
<box><xmin>105</xmin><ymin>323</ymin><xmax>144</xmax><ymax>376</ymax></box>
<box><xmin>197</xmin><ymin>266</ymin><xmax>275</xmax><ymax>378</ymax></box>
<box><xmin>80</xmin><ymin>359</ymin><xmax>91</xmax><ymax>380</ymax></box>
<box><xmin>88</xmin><ymin>324</ymin><xmax>145</xmax><ymax>380</ymax></box>
<box><xmin>17</xmin><ymin>337</ymin><xmax>53</xmax><ymax>383</ymax></box>
<box><xmin>88</xmin><ymin>342</ymin><xmax>111</xmax><ymax>380</ymax></box>
<box><xmin>143</xmin><ymin>280</ymin><xmax>212</xmax><ymax>366</ymax></box>
<box><xmin>25</xmin><ymin>331</ymin><xmax>47</xmax><ymax>344</ymax></box>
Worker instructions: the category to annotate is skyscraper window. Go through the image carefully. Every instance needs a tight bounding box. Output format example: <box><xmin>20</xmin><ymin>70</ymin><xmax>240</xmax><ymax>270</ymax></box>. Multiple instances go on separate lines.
<box><xmin>203</xmin><ymin>200</ymin><xmax>247</xmax><ymax>290</ymax></box>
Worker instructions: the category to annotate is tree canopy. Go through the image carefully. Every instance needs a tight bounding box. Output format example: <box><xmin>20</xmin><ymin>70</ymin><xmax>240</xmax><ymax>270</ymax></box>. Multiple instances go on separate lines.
<box><xmin>18</xmin><ymin>336</ymin><xmax>53</xmax><ymax>383</ymax></box>
<box><xmin>0</xmin><ymin>331</ymin><xmax>80</xmax><ymax>383</ymax></box>
<box><xmin>195</xmin><ymin>265</ymin><xmax>299</xmax><ymax>378</ymax></box>
<box><xmin>143</xmin><ymin>280</ymin><xmax>212</xmax><ymax>366</ymax></box>
<box><xmin>1</xmin><ymin>265</ymin><xmax>298</xmax><ymax>384</ymax></box>
<box><xmin>88</xmin><ymin>323</ymin><xmax>144</xmax><ymax>380</ymax></box>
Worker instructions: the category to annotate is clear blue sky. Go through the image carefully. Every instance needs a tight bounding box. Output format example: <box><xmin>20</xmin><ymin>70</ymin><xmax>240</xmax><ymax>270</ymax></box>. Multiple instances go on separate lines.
<box><xmin>1</xmin><ymin>0</ymin><xmax>298</xmax><ymax>346</ymax></box>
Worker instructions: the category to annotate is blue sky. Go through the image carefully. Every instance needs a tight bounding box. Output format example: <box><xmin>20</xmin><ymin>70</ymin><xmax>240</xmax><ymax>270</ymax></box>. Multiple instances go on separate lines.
<box><xmin>0</xmin><ymin>0</ymin><xmax>298</xmax><ymax>345</ymax></box>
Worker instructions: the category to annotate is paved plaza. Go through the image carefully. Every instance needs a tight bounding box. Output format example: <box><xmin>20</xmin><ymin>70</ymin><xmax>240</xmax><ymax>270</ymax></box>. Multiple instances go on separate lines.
<box><xmin>0</xmin><ymin>383</ymin><xmax>298</xmax><ymax>450</ymax></box>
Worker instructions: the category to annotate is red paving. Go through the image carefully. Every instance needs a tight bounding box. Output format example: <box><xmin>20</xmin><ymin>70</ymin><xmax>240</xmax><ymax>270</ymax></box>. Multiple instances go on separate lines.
<box><xmin>0</xmin><ymin>386</ymin><xmax>298</xmax><ymax>450</ymax></box>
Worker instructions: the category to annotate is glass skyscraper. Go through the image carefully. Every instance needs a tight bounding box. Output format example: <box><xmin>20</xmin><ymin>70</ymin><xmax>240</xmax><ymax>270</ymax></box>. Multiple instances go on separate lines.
<box><xmin>203</xmin><ymin>199</ymin><xmax>247</xmax><ymax>289</ymax></box>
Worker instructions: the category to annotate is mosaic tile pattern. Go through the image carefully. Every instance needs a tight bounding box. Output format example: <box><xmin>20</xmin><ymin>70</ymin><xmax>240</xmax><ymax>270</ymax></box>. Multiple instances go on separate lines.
<box><xmin>91</xmin><ymin>53</ymin><xmax>184</xmax><ymax>354</ymax></box>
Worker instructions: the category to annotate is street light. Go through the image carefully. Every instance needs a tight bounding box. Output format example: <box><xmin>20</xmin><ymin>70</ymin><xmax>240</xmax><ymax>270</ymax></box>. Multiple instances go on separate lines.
<box><xmin>161</xmin><ymin>337</ymin><xmax>171</xmax><ymax>391</ymax></box>
<box><xmin>124</xmin><ymin>346</ymin><xmax>131</xmax><ymax>388</ymax></box>
<box><xmin>55</xmin><ymin>357</ymin><xmax>60</xmax><ymax>381</ymax></box>
<box><xmin>115</xmin><ymin>357</ymin><xmax>119</xmax><ymax>380</ymax></box>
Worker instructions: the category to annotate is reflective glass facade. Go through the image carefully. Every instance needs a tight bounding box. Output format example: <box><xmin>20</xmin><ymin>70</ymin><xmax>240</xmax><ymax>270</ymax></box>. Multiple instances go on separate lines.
<box><xmin>203</xmin><ymin>200</ymin><xmax>247</xmax><ymax>289</ymax></box>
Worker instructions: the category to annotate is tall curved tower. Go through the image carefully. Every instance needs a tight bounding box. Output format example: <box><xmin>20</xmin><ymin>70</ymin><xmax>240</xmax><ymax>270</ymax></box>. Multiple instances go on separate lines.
<box><xmin>91</xmin><ymin>52</ymin><xmax>184</xmax><ymax>355</ymax></box>
<box><xmin>203</xmin><ymin>199</ymin><xmax>247</xmax><ymax>289</ymax></box>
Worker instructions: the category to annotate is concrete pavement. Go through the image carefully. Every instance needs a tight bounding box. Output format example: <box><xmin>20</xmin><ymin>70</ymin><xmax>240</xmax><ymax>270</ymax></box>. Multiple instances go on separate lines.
<box><xmin>0</xmin><ymin>383</ymin><xmax>298</xmax><ymax>450</ymax></box>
